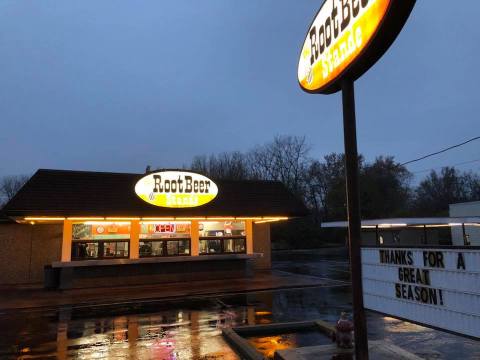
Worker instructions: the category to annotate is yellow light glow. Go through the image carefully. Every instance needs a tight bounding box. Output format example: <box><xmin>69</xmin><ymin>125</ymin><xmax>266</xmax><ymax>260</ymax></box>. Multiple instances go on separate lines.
<box><xmin>105</xmin><ymin>217</ymin><xmax>140</xmax><ymax>221</ymax></box>
<box><xmin>141</xmin><ymin>221</ymin><xmax>190</xmax><ymax>224</ymax></box>
<box><xmin>298</xmin><ymin>0</ymin><xmax>392</xmax><ymax>93</ymax></box>
<box><xmin>464</xmin><ymin>223</ymin><xmax>480</xmax><ymax>227</ymax></box>
<box><xmin>22</xmin><ymin>215</ymin><xmax>292</xmax><ymax>223</ymax></box>
<box><xmin>255</xmin><ymin>311</ymin><xmax>272</xmax><ymax>316</ymax></box>
<box><xmin>84</xmin><ymin>221</ymin><xmax>131</xmax><ymax>225</ymax></box>
<box><xmin>254</xmin><ymin>217</ymin><xmax>289</xmax><ymax>224</ymax></box>
<box><xmin>411</xmin><ymin>224</ymin><xmax>450</xmax><ymax>228</ymax></box>
<box><xmin>175</xmin><ymin>217</ymin><xmax>206</xmax><ymax>220</ymax></box>
<box><xmin>205</xmin><ymin>217</ymin><xmax>236</xmax><ymax>220</ymax></box>
<box><xmin>29</xmin><ymin>221</ymin><xmax>35</xmax><ymax>225</ymax></box>
<box><xmin>67</xmin><ymin>217</ymin><xmax>105</xmax><ymax>221</ymax></box>
<box><xmin>24</xmin><ymin>217</ymin><xmax>65</xmax><ymax>221</ymax></box>
<box><xmin>141</xmin><ymin>217</ymin><xmax>175</xmax><ymax>221</ymax></box>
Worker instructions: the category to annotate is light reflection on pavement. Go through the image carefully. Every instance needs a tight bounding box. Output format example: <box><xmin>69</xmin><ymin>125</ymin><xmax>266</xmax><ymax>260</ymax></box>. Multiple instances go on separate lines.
<box><xmin>0</xmin><ymin>249</ymin><xmax>478</xmax><ymax>359</ymax></box>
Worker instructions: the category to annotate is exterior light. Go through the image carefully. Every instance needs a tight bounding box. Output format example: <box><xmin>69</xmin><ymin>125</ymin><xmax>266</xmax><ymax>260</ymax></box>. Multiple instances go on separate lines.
<box><xmin>24</xmin><ymin>217</ymin><xmax>66</xmax><ymax>221</ymax></box>
<box><xmin>175</xmin><ymin>217</ymin><xmax>206</xmax><ymax>220</ymax></box>
<box><xmin>254</xmin><ymin>217</ymin><xmax>289</xmax><ymax>224</ymax></box>
<box><xmin>105</xmin><ymin>217</ymin><xmax>140</xmax><ymax>221</ymax></box>
<box><xmin>67</xmin><ymin>217</ymin><xmax>105</xmax><ymax>221</ymax></box>
<box><xmin>205</xmin><ymin>217</ymin><xmax>236</xmax><ymax>220</ymax></box>
<box><xmin>141</xmin><ymin>217</ymin><xmax>175</xmax><ymax>221</ymax></box>
<box><xmin>378</xmin><ymin>223</ymin><xmax>407</xmax><ymax>228</ymax></box>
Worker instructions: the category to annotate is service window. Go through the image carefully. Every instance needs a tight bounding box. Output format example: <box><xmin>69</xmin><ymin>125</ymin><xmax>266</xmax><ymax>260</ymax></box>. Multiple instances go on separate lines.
<box><xmin>71</xmin><ymin>222</ymin><xmax>130</xmax><ymax>260</ymax></box>
<box><xmin>139</xmin><ymin>222</ymin><xmax>191</xmax><ymax>257</ymax></box>
<box><xmin>199</xmin><ymin>221</ymin><xmax>246</xmax><ymax>255</ymax></box>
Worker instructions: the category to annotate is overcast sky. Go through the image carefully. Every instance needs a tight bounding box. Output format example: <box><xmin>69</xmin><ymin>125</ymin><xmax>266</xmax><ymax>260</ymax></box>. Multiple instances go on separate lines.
<box><xmin>1</xmin><ymin>0</ymin><xmax>479</xmax><ymax>180</ymax></box>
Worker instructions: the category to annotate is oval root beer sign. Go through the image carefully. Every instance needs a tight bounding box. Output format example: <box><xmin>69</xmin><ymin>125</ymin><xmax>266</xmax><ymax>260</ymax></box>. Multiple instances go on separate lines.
<box><xmin>135</xmin><ymin>171</ymin><xmax>218</xmax><ymax>208</ymax></box>
<box><xmin>298</xmin><ymin>0</ymin><xmax>415</xmax><ymax>94</ymax></box>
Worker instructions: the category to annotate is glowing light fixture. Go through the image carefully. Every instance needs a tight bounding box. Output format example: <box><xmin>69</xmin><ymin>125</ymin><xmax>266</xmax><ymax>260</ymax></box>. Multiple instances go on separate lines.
<box><xmin>67</xmin><ymin>217</ymin><xmax>105</xmax><ymax>221</ymax></box>
<box><xmin>24</xmin><ymin>217</ymin><xmax>65</xmax><ymax>221</ymax></box>
<box><xmin>105</xmin><ymin>217</ymin><xmax>140</xmax><ymax>221</ymax></box>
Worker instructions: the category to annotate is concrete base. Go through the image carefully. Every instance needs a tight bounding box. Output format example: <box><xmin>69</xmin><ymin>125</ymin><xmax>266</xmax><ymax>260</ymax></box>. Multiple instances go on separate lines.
<box><xmin>223</xmin><ymin>320</ymin><xmax>335</xmax><ymax>360</ymax></box>
<box><xmin>53</xmin><ymin>255</ymin><xmax>257</xmax><ymax>289</ymax></box>
<box><xmin>274</xmin><ymin>340</ymin><xmax>424</xmax><ymax>360</ymax></box>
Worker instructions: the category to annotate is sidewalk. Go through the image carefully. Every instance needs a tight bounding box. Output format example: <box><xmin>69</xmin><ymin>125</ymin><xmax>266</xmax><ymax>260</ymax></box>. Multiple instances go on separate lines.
<box><xmin>0</xmin><ymin>270</ymin><xmax>347</xmax><ymax>312</ymax></box>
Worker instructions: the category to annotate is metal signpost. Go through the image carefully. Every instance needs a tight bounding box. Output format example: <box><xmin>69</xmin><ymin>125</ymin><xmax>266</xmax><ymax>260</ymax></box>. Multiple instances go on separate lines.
<box><xmin>297</xmin><ymin>1</ymin><xmax>416</xmax><ymax>358</ymax></box>
<box><xmin>341</xmin><ymin>78</ymin><xmax>368</xmax><ymax>358</ymax></box>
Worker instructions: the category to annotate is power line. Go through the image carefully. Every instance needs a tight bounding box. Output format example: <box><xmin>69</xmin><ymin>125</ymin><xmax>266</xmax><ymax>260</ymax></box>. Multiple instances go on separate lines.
<box><xmin>400</xmin><ymin>136</ymin><xmax>480</xmax><ymax>166</ymax></box>
<box><xmin>411</xmin><ymin>158</ymin><xmax>480</xmax><ymax>174</ymax></box>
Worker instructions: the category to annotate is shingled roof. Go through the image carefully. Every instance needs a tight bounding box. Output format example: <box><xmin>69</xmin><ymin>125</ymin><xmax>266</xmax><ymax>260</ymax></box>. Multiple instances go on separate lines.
<box><xmin>2</xmin><ymin>169</ymin><xmax>309</xmax><ymax>218</ymax></box>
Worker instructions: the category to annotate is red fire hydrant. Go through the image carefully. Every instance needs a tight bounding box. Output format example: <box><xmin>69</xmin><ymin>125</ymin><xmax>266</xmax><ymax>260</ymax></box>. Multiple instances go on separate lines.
<box><xmin>335</xmin><ymin>312</ymin><xmax>354</xmax><ymax>349</ymax></box>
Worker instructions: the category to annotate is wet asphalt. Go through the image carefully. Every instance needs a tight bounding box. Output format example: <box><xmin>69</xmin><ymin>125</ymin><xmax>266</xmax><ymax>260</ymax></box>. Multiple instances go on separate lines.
<box><xmin>0</xmin><ymin>248</ymin><xmax>478</xmax><ymax>359</ymax></box>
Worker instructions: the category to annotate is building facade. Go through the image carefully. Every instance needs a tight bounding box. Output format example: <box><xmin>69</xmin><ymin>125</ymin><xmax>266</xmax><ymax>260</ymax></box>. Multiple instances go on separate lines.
<box><xmin>0</xmin><ymin>169</ymin><xmax>308</xmax><ymax>288</ymax></box>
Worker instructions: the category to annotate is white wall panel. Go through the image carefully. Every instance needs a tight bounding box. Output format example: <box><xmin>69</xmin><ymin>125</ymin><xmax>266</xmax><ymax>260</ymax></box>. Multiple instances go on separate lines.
<box><xmin>361</xmin><ymin>247</ymin><xmax>480</xmax><ymax>338</ymax></box>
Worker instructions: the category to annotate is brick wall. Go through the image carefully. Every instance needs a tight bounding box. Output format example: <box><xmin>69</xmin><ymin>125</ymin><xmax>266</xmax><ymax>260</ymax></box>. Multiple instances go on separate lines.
<box><xmin>253</xmin><ymin>223</ymin><xmax>271</xmax><ymax>270</ymax></box>
<box><xmin>0</xmin><ymin>223</ymin><xmax>62</xmax><ymax>285</ymax></box>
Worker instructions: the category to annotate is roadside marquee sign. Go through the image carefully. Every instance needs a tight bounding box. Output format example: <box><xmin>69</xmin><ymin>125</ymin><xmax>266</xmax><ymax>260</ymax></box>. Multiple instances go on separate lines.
<box><xmin>298</xmin><ymin>0</ymin><xmax>416</xmax><ymax>94</ymax></box>
<box><xmin>362</xmin><ymin>247</ymin><xmax>480</xmax><ymax>339</ymax></box>
<box><xmin>135</xmin><ymin>171</ymin><xmax>218</xmax><ymax>208</ymax></box>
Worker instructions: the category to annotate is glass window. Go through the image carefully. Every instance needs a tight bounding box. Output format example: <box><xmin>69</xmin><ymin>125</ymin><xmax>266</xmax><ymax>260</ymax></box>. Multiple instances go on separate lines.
<box><xmin>72</xmin><ymin>242</ymin><xmax>99</xmax><ymax>260</ymax></box>
<box><xmin>199</xmin><ymin>221</ymin><xmax>246</xmax><ymax>255</ymax></box>
<box><xmin>167</xmin><ymin>240</ymin><xmax>190</xmax><ymax>256</ymax></box>
<box><xmin>103</xmin><ymin>241</ymin><xmax>129</xmax><ymax>258</ymax></box>
<box><xmin>139</xmin><ymin>222</ymin><xmax>191</xmax><ymax>257</ymax></box>
<box><xmin>140</xmin><ymin>240</ymin><xmax>190</xmax><ymax>257</ymax></box>
<box><xmin>71</xmin><ymin>222</ymin><xmax>130</xmax><ymax>260</ymax></box>
<box><xmin>224</xmin><ymin>238</ymin><xmax>246</xmax><ymax>253</ymax></box>
<box><xmin>200</xmin><ymin>239</ymin><xmax>222</xmax><ymax>254</ymax></box>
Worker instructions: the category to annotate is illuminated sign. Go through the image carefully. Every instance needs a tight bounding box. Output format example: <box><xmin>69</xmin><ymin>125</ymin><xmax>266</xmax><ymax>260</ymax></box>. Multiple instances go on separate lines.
<box><xmin>154</xmin><ymin>223</ymin><xmax>175</xmax><ymax>233</ymax></box>
<box><xmin>135</xmin><ymin>171</ymin><xmax>218</xmax><ymax>208</ymax></box>
<box><xmin>298</xmin><ymin>0</ymin><xmax>415</xmax><ymax>94</ymax></box>
<box><xmin>362</xmin><ymin>247</ymin><xmax>480</xmax><ymax>339</ymax></box>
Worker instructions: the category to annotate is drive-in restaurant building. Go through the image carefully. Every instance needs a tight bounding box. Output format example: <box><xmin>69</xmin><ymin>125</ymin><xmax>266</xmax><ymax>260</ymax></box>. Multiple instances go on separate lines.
<box><xmin>0</xmin><ymin>169</ymin><xmax>308</xmax><ymax>289</ymax></box>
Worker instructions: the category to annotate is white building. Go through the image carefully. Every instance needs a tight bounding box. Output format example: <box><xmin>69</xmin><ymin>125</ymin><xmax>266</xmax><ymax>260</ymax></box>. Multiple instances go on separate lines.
<box><xmin>450</xmin><ymin>201</ymin><xmax>480</xmax><ymax>246</ymax></box>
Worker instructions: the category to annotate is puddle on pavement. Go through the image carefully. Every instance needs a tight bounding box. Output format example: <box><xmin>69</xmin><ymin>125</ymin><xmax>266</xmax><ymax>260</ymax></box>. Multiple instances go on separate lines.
<box><xmin>0</xmin><ymin>253</ymin><xmax>478</xmax><ymax>359</ymax></box>
<box><xmin>248</xmin><ymin>330</ymin><xmax>332</xmax><ymax>359</ymax></box>
<box><xmin>0</xmin><ymin>285</ymin><xmax>349</xmax><ymax>360</ymax></box>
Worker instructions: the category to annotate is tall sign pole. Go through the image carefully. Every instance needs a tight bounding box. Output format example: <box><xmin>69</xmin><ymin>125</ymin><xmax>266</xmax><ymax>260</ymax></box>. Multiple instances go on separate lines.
<box><xmin>297</xmin><ymin>1</ymin><xmax>416</xmax><ymax>359</ymax></box>
<box><xmin>341</xmin><ymin>79</ymin><xmax>368</xmax><ymax>358</ymax></box>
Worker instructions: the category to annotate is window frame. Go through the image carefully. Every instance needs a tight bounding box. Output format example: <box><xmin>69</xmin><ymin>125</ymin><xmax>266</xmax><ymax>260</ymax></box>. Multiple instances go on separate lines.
<box><xmin>139</xmin><ymin>238</ymin><xmax>192</xmax><ymax>258</ymax></box>
<box><xmin>71</xmin><ymin>239</ymin><xmax>130</xmax><ymax>261</ymax></box>
<box><xmin>199</xmin><ymin>236</ymin><xmax>247</xmax><ymax>255</ymax></box>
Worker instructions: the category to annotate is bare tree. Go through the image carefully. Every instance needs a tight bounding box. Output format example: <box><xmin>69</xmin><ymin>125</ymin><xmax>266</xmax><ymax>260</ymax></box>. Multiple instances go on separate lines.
<box><xmin>191</xmin><ymin>151</ymin><xmax>250</xmax><ymax>180</ymax></box>
<box><xmin>303</xmin><ymin>154</ymin><xmax>346</xmax><ymax>222</ymax></box>
<box><xmin>0</xmin><ymin>174</ymin><xmax>30</xmax><ymax>206</ymax></box>
<box><xmin>190</xmin><ymin>155</ymin><xmax>209</xmax><ymax>175</ymax></box>
<box><xmin>247</xmin><ymin>135</ymin><xmax>311</xmax><ymax>194</ymax></box>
